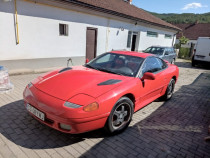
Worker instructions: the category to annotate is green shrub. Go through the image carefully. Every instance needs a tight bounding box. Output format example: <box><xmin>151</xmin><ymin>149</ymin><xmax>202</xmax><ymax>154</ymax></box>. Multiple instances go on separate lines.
<box><xmin>174</xmin><ymin>43</ymin><xmax>180</xmax><ymax>49</ymax></box>
<box><xmin>178</xmin><ymin>47</ymin><xmax>190</xmax><ymax>59</ymax></box>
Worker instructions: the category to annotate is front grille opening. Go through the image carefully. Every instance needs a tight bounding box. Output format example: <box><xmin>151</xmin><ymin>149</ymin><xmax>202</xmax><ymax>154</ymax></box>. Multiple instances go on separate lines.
<box><xmin>59</xmin><ymin>123</ymin><xmax>71</xmax><ymax>131</ymax></box>
<box><xmin>45</xmin><ymin>118</ymin><xmax>54</xmax><ymax>125</ymax></box>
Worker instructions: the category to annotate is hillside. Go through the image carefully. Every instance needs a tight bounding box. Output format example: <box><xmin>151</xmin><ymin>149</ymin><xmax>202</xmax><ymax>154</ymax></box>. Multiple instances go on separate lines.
<box><xmin>150</xmin><ymin>12</ymin><xmax>210</xmax><ymax>24</ymax></box>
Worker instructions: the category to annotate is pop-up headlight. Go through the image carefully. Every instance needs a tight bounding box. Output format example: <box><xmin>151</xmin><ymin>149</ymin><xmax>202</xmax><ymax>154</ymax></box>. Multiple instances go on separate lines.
<box><xmin>64</xmin><ymin>102</ymin><xmax>82</xmax><ymax>109</ymax></box>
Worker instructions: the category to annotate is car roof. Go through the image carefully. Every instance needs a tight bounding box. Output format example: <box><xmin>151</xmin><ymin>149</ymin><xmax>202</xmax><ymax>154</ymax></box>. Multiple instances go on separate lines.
<box><xmin>110</xmin><ymin>51</ymin><xmax>154</xmax><ymax>59</ymax></box>
<box><xmin>148</xmin><ymin>46</ymin><xmax>173</xmax><ymax>48</ymax></box>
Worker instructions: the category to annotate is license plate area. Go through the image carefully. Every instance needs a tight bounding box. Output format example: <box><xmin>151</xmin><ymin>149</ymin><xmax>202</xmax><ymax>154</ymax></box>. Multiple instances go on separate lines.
<box><xmin>195</xmin><ymin>55</ymin><xmax>205</xmax><ymax>59</ymax></box>
<box><xmin>26</xmin><ymin>104</ymin><xmax>45</xmax><ymax>121</ymax></box>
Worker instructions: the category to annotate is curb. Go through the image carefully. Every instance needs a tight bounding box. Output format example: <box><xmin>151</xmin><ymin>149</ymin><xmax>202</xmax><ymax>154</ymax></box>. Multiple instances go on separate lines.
<box><xmin>8</xmin><ymin>67</ymin><xmax>63</xmax><ymax>76</ymax></box>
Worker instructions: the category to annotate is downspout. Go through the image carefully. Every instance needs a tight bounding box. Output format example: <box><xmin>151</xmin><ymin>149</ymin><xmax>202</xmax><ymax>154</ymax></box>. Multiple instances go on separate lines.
<box><xmin>14</xmin><ymin>0</ymin><xmax>19</xmax><ymax>44</ymax></box>
<box><xmin>172</xmin><ymin>34</ymin><xmax>175</xmax><ymax>47</ymax></box>
<box><xmin>105</xmin><ymin>19</ymin><xmax>110</xmax><ymax>52</ymax></box>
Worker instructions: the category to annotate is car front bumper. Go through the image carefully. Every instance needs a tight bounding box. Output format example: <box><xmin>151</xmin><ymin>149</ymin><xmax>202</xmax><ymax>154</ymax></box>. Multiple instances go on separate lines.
<box><xmin>23</xmin><ymin>85</ymin><xmax>109</xmax><ymax>134</ymax></box>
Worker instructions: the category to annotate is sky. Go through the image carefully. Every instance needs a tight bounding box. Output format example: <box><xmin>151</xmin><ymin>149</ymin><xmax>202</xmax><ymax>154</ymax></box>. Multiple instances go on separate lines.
<box><xmin>132</xmin><ymin>0</ymin><xmax>210</xmax><ymax>14</ymax></box>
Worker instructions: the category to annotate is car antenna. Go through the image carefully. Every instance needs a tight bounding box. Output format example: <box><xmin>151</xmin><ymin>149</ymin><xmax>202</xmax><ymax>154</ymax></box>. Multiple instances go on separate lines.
<box><xmin>67</xmin><ymin>58</ymin><xmax>73</xmax><ymax>67</ymax></box>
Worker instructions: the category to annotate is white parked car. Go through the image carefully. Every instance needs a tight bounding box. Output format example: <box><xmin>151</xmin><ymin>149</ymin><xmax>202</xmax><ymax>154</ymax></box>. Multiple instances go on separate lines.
<box><xmin>192</xmin><ymin>37</ymin><xmax>210</xmax><ymax>67</ymax></box>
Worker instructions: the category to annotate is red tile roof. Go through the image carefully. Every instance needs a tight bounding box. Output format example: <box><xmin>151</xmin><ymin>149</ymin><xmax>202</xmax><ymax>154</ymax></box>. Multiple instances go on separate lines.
<box><xmin>175</xmin><ymin>23</ymin><xmax>210</xmax><ymax>40</ymax></box>
<box><xmin>62</xmin><ymin>0</ymin><xmax>180</xmax><ymax>31</ymax></box>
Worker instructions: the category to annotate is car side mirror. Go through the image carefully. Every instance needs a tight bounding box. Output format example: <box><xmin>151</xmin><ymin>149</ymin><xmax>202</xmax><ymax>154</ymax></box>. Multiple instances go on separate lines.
<box><xmin>141</xmin><ymin>72</ymin><xmax>156</xmax><ymax>80</ymax></box>
<box><xmin>85</xmin><ymin>58</ymin><xmax>89</xmax><ymax>63</ymax></box>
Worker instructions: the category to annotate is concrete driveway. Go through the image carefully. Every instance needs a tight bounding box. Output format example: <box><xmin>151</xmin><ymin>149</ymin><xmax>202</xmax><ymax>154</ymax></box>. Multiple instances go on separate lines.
<box><xmin>0</xmin><ymin>59</ymin><xmax>210</xmax><ymax>158</ymax></box>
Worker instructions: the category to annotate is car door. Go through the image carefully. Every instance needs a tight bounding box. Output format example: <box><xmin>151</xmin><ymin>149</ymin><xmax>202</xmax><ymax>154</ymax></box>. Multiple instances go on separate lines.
<box><xmin>170</xmin><ymin>48</ymin><xmax>177</xmax><ymax>60</ymax></box>
<box><xmin>163</xmin><ymin>48</ymin><xmax>170</xmax><ymax>62</ymax></box>
<box><xmin>168</xmin><ymin>48</ymin><xmax>175</xmax><ymax>63</ymax></box>
<box><xmin>136</xmin><ymin>57</ymin><xmax>168</xmax><ymax>109</ymax></box>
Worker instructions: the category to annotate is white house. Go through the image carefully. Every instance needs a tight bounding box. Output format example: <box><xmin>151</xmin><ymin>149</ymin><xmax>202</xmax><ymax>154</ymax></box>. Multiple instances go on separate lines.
<box><xmin>0</xmin><ymin>0</ymin><xmax>180</xmax><ymax>72</ymax></box>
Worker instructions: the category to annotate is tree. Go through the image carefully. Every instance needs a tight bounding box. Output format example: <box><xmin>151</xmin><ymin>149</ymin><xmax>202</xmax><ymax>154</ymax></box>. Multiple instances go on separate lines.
<box><xmin>179</xmin><ymin>35</ymin><xmax>189</xmax><ymax>47</ymax></box>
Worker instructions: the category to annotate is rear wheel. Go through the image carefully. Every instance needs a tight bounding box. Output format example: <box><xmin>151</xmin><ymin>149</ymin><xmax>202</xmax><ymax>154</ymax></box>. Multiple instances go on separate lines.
<box><xmin>105</xmin><ymin>97</ymin><xmax>133</xmax><ymax>134</ymax></box>
<box><xmin>192</xmin><ymin>56</ymin><xmax>196</xmax><ymax>67</ymax></box>
<box><xmin>162</xmin><ymin>78</ymin><xmax>175</xmax><ymax>100</ymax></box>
<box><xmin>171</xmin><ymin>58</ymin><xmax>175</xmax><ymax>64</ymax></box>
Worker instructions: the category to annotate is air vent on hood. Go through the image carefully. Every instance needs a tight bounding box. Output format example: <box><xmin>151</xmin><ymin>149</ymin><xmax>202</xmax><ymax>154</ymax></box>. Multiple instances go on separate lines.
<box><xmin>98</xmin><ymin>79</ymin><xmax>122</xmax><ymax>86</ymax></box>
<box><xmin>59</xmin><ymin>67</ymin><xmax>72</xmax><ymax>73</ymax></box>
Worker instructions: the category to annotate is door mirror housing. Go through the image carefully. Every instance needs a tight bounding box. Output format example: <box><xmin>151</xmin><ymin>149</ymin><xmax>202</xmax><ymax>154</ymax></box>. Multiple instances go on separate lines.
<box><xmin>85</xmin><ymin>58</ymin><xmax>89</xmax><ymax>63</ymax></box>
<box><xmin>141</xmin><ymin>72</ymin><xmax>156</xmax><ymax>80</ymax></box>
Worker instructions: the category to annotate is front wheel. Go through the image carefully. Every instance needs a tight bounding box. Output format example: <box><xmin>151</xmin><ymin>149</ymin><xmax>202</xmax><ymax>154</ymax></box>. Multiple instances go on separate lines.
<box><xmin>162</xmin><ymin>78</ymin><xmax>175</xmax><ymax>100</ymax></box>
<box><xmin>105</xmin><ymin>97</ymin><xmax>134</xmax><ymax>134</ymax></box>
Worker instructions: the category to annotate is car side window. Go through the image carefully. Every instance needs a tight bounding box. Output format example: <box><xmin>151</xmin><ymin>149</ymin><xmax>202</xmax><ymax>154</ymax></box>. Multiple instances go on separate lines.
<box><xmin>141</xmin><ymin>57</ymin><xmax>163</xmax><ymax>74</ymax></box>
<box><xmin>170</xmin><ymin>48</ymin><xmax>175</xmax><ymax>54</ymax></box>
<box><xmin>157</xmin><ymin>58</ymin><xmax>167</xmax><ymax>69</ymax></box>
<box><xmin>165</xmin><ymin>48</ymin><xmax>170</xmax><ymax>55</ymax></box>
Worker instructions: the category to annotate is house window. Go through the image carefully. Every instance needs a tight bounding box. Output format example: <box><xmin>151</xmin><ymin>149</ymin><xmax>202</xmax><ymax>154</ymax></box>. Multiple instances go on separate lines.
<box><xmin>59</xmin><ymin>24</ymin><xmax>68</xmax><ymax>36</ymax></box>
<box><xmin>165</xmin><ymin>34</ymin><xmax>172</xmax><ymax>39</ymax></box>
<box><xmin>147</xmin><ymin>31</ymin><xmax>158</xmax><ymax>37</ymax></box>
<box><xmin>127</xmin><ymin>31</ymin><xmax>132</xmax><ymax>48</ymax></box>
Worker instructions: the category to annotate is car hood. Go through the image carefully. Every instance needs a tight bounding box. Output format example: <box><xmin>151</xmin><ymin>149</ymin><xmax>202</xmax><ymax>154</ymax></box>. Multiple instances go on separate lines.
<box><xmin>32</xmin><ymin>66</ymin><xmax>131</xmax><ymax>100</ymax></box>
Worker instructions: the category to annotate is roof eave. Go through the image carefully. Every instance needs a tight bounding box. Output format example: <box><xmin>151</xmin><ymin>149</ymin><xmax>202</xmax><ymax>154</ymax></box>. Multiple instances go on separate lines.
<box><xmin>56</xmin><ymin>0</ymin><xmax>181</xmax><ymax>32</ymax></box>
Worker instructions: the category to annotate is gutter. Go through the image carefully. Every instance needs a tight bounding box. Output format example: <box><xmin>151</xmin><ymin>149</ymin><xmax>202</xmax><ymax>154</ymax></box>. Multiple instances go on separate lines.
<box><xmin>51</xmin><ymin>0</ymin><xmax>181</xmax><ymax>32</ymax></box>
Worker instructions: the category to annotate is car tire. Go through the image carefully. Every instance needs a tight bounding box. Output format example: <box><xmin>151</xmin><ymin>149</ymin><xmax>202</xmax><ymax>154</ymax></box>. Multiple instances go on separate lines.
<box><xmin>105</xmin><ymin>97</ymin><xmax>134</xmax><ymax>134</ymax></box>
<box><xmin>171</xmin><ymin>59</ymin><xmax>175</xmax><ymax>64</ymax></box>
<box><xmin>192</xmin><ymin>56</ymin><xmax>196</xmax><ymax>67</ymax></box>
<box><xmin>162</xmin><ymin>78</ymin><xmax>175</xmax><ymax>100</ymax></box>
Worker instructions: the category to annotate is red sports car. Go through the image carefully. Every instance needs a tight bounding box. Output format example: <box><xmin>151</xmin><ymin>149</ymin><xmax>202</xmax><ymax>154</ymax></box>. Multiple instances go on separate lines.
<box><xmin>23</xmin><ymin>51</ymin><xmax>179</xmax><ymax>134</ymax></box>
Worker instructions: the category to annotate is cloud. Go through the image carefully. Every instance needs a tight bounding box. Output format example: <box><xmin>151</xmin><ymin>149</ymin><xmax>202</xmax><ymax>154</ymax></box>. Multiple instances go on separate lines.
<box><xmin>182</xmin><ymin>3</ymin><xmax>208</xmax><ymax>10</ymax></box>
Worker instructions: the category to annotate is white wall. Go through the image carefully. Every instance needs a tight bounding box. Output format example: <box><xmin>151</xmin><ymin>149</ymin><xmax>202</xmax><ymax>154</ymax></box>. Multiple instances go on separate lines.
<box><xmin>0</xmin><ymin>0</ymin><xmax>176</xmax><ymax>61</ymax></box>
<box><xmin>137</xmin><ymin>26</ymin><xmax>175</xmax><ymax>51</ymax></box>
<box><xmin>0</xmin><ymin>0</ymin><xmax>105</xmax><ymax>60</ymax></box>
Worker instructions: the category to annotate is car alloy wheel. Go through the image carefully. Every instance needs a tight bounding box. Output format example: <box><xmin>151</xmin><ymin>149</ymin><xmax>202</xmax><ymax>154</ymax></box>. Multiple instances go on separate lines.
<box><xmin>166</xmin><ymin>79</ymin><xmax>175</xmax><ymax>100</ymax></box>
<box><xmin>105</xmin><ymin>97</ymin><xmax>133</xmax><ymax>134</ymax></box>
<box><xmin>112</xmin><ymin>102</ymin><xmax>131</xmax><ymax>129</ymax></box>
<box><xmin>161</xmin><ymin>78</ymin><xmax>175</xmax><ymax>101</ymax></box>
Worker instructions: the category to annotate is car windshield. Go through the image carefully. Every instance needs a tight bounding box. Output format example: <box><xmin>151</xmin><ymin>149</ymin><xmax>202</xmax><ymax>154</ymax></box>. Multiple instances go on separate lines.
<box><xmin>144</xmin><ymin>47</ymin><xmax>164</xmax><ymax>55</ymax></box>
<box><xmin>85</xmin><ymin>53</ymin><xmax>144</xmax><ymax>77</ymax></box>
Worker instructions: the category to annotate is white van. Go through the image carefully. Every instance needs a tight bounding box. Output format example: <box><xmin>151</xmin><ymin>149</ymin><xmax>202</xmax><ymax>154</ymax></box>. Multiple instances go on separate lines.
<box><xmin>192</xmin><ymin>37</ymin><xmax>210</xmax><ymax>66</ymax></box>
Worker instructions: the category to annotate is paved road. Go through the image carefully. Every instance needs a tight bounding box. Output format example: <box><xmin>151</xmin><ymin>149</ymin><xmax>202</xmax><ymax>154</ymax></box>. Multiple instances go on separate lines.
<box><xmin>0</xmin><ymin>59</ymin><xmax>210</xmax><ymax>158</ymax></box>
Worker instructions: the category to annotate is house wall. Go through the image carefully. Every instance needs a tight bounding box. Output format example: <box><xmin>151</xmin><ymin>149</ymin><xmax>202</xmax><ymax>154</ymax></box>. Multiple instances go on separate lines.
<box><xmin>137</xmin><ymin>26</ymin><xmax>175</xmax><ymax>51</ymax></box>
<box><xmin>0</xmin><ymin>0</ymin><xmax>176</xmax><ymax>72</ymax></box>
<box><xmin>176</xmin><ymin>39</ymin><xmax>197</xmax><ymax>48</ymax></box>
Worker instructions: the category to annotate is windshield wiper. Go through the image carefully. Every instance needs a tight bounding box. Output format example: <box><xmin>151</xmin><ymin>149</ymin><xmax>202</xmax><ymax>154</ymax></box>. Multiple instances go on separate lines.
<box><xmin>85</xmin><ymin>65</ymin><xmax>123</xmax><ymax>76</ymax></box>
<box><xmin>97</xmin><ymin>68</ymin><xmax>123</xmax><ymax>76</ymax></box>
<box><xmin>85</xmin><ymin>64</ymin><xmax>99</xmax><ymax>70</ymax></box>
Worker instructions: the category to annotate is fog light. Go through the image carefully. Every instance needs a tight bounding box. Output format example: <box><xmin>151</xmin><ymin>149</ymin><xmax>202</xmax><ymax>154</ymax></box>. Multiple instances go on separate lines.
<box><xmin>60</xmin><ymin>123</ymin><xmax>71</xmax><ymax>131</ymax></box>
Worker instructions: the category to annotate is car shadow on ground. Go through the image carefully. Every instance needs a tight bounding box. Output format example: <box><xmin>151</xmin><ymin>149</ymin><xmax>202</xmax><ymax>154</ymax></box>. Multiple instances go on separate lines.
<box><xmin>0</xmin><ymin>73</ymin><xmax>210</xmax><ymax>157</ymax></box>
<box><xmin>0</xmin><ymin>100</ymin><xmax>109</xmax><ymax>149</ymax></box>
<box><xmin>78</xmin><ymin>72</ymin><xmax>210</xmax><ymax>157</ymax></box>
<box><xmin>175</xmin><ymin>61</ymin><xmax>210</xmax><ymax>70</ymax></box>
